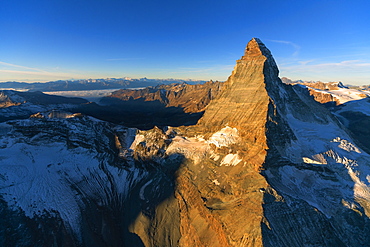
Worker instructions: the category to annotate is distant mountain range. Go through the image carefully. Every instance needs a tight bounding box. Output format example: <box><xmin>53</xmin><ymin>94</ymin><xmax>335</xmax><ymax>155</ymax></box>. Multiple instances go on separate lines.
<box><xmin>0</xmin><ymin>78</ymin><xmax>207</xmax><ymax>92</ymax></box>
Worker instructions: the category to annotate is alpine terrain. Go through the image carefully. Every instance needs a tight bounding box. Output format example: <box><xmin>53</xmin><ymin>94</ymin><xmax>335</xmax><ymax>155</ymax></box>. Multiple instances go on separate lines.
<box><xmin>1</xmin><ymin>38</ymin><xmax>370</xmax><ymax>246</ymax></box>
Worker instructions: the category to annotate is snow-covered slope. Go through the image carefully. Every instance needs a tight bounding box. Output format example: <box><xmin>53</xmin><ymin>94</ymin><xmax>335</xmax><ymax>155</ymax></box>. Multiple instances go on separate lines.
<box><xmin>0</xmin><ymin>114</ymin><xmax>158</xmax><ymax>246</ymax></box>
<box><xmin>262</xmin><ymin>78</ymin><xmax>370</xmax><ymax>246</ymax></box>
<box><xmin>0</xmin><ymin>90</ymin><xmax>87</xmax><ymax>122</ymax></box>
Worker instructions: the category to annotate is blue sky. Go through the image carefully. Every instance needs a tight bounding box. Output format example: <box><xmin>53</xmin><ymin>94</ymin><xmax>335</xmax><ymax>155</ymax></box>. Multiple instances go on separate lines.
<box><xmin>1</xmin><ymin>0</ymin><xmax>370</xmax><ymax>85</ymax></box>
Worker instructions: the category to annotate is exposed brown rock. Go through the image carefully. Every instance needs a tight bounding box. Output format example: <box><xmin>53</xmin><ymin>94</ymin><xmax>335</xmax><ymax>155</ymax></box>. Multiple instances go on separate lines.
<box><xmin>107</xmin><ymin>80</ymin><xmax>224</xmax><ymax>113</ymax></box>
<box><xmin>307</xmin><ymin>88</ymin><xmax>341</xmax><ymax>105</ymax></box>
<box><xmin>0</xmin><ymin>92</ymin><xmax>21</xmax><ymax>108</ymax></box>
<box><xmin>197</xmin><ymin>38</ymin><xmax>272</xmax><ymax>167</ymax></box>
<box><xmin>128</xmin><ymin>38</ymin><xmax>282</xmax><ymax>246</ymax></box>
<box><xmin>157</xmin><ymin>38</ymin><xmax>274</xmax><ymax>246</ymax></box>
<box><xmin>183</xmin><ymin>38</ymin><xmax>274</xmax><ymax>246</ymax></box>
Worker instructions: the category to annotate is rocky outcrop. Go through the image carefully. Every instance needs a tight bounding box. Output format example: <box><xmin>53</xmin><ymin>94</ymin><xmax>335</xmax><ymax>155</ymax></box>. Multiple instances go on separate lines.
<box><xmin>0</xmin><ymin>91</ymin><xmax>21</xmax><ymax>108</ymax></box>
<box><xmin>105</xmin><ymin>81</ymin><xmax>223</xmax><ymax>114</ymax></box>
<box><xmin>307</xmin><ymin>88</ymin><xmax>341</xmax><ymax>105</ymax></box>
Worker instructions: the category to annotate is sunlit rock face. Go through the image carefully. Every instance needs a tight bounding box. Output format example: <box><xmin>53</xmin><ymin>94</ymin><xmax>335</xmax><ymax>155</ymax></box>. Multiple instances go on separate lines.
<box><xmin>165</xmin><ymin>38</ymin><xmax>276</xmax><ymax>246</ymax></box>
<box><xmin>2</xmin><ymin>38</ymin><xmax>370</xmax><ymax>247</ymax></box>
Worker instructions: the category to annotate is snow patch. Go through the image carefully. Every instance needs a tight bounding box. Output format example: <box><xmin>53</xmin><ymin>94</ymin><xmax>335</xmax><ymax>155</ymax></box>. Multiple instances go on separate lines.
<box><xmin>210</xmin><ymin>152</ymin><xmax>220</xmax><ymax>161</ymax></box>
<box><xmin>328</xmin><ymin>88</ymin><xmax>368</xmax><ymax>104</ymax></box>
<box><xmin>166</xmin><ymin>136</ymin><xmax>209</xmax><ymax>164</ymax></box>
<box><xmin>220</xmin><ymin>154</ymin><xmax>242</xmax><ymax>166</ymax></box>
<box><xmin>207</xmin><ymin>126</ymin><xmax>239</xmax><ymax>148</ymax></box>
<box><xmin>302</xmin><ymin>157</ymin><xmax>326</xmax><ymax>165</ymax></box>
<box><xmin>212</xmin><ymin>179</ymin><xmax>220</xmax><ymax>185</ymax></box>
<box><xmin>332</xmin><ymin>137</ymin><xmax>361</xmax><ymax>153</ymax></box>
<box><xmin>139</xmin><ymin>179</ymin><xmax>153</xmax><ymax>201</ymax></box>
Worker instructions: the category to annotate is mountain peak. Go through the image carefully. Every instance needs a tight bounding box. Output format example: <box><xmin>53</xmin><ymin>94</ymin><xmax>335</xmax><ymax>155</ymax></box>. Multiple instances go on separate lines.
<box><xmin>242</xmin><ymin>37</ymin><xmax>272</xmax><ymax>59</ymax></box>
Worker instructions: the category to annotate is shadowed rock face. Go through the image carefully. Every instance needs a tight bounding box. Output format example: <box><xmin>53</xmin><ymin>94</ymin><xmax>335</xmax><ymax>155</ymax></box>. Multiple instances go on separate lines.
<box><xmin>104</xmin><ymin>81</ymin><xmax>224</xmax><ymax>114</ymax></box>
<box><xmin>83</xmin><ymin>81</ymin><xmax>224</xmax><ymax>129</ymax></box>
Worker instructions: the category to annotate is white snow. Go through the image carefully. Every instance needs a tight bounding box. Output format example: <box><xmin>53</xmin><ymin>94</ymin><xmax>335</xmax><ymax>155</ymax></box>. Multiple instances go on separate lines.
<box><xmin>212</xmin><ymin>179</ymin><xmax>220</xmax><ymax>185</ymax></box>
<box><xmin>302</xmin><ymin>157</ymin><xmax>326</xmax><ymax>165</ymax></box>
<box><xmin>166</xmin><ymin>136</ymin><xmax>209</xmax><ymax>165</ymax></box>
<box><xmin>306</xmin><ymin>86</ymin><xmax>369</xmax><ymax>105</ymax></box>
<box><xmin>220</xmin><ymin>153</ymin><xmax>242</xmax><ymax>166</ymax></box>
<box><xmin>270</xmin><ymin>85</ymin><xmax>370</xmax><ymax>218</ymax></box>
<box><xmin>335</xmin><ymin>97</ymin><xmax>370</xmax><ymax>117</ymax></box>
<box><xmin>0</xmin><ymin>118</ymin><xmax>145</xmax><ymax>238</ymax></box>
<box><xmin>139</xmin><ymin>179</ymin><xmax>153</xmax><ymax>201</ymax></box>
<box><xmin>207</xmin><ymin>126</ymin><xmax>239</xmax><ymax>148</ymax></box>
<box><xmin>332</xmin><ymin>137</ymin><xmax>361</xmax><ymax>153</ymax></box>
<box><xmin>327</xmin><ymin>88</ymin><xmax>368</xmax><ymax>104</ymax></box>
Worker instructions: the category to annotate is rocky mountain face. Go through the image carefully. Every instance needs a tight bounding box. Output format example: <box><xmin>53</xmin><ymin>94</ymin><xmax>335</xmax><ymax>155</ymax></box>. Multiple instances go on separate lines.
<box><xmin>77</xmin><ymin>81</ymin><xmax>223</xmax><ymax>129</ymax></box>
<box><xmin>103</xmin><ymin>81</ymin><xmax>223</xmax><ymax>114</ymax></box>
<box><xmin>1</xmin><ymin>38</ymin><xmax>370</xmax><ymax>247</ymax></box>
<box><xmin>0</xmin><ymin>90</ymin><xmax>88</xmax><ymax>122</ymax></box>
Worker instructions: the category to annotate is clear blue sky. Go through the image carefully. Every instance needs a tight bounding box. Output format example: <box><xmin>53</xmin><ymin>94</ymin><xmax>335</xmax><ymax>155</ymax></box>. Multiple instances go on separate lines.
<box><xmin>1</xmin><ymin>0</ymin><xmax>370</xmax><ymax>85</ymax></box>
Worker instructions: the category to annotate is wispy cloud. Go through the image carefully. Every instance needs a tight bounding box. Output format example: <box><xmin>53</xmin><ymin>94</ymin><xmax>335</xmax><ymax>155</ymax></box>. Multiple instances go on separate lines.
<box><xmin>283</xmin><ymin>60</ymin><xmax>370</xmax><ymax>72</ymax></box>
<box><xmin>0</xmin><ymin>61</ymin><xmax>87</xmax><ymax>82</ymax></box>
<box><xmin>0</xmin><ymin>69</ymin><xmax>51</xmax><ymax>76</ymax></box>
<box><xmin>0</xmin><ymin>61</ymin><xmax>47</xmax><ymax>73</ymax></box>
<box><xmin>105</xmin><ymin>58</ymin><xmax>143</xmax><ymax>61</ymax></box>
<box><xmin>267</xmin><ymin>39</ymin><xmax>301</xmax><ymax>56</ymax></box>
<box><xmin>298</xmin><ymin>59</ymin><xmax>315</xmax><ymax>65</ymax></box>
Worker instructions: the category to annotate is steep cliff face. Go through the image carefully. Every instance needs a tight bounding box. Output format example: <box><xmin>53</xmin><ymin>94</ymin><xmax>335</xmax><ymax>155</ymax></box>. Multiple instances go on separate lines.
<box><xmin>161</xmin><ymin>38</ymin><xmax>275</xmax><ymax>246</ymax></box>
<box><xmin>127</xmin><ymin>38</ymin><xmax>280</xmax><ymax>246</ymax></box>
